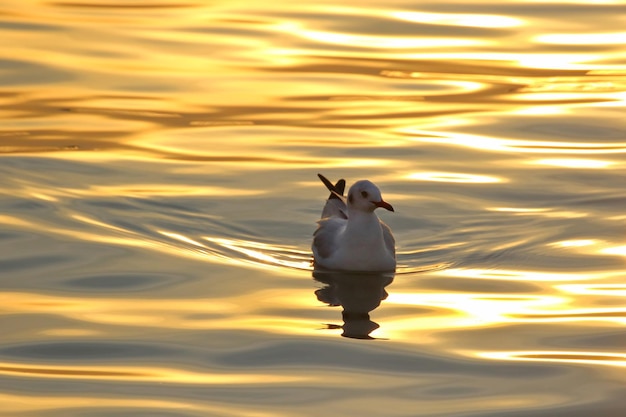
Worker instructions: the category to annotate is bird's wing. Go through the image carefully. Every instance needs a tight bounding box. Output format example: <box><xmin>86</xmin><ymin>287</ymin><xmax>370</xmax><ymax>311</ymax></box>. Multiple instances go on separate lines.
<box><xmin>312</xmin><ymin>217</ymin><xmax>345</xmax><ymax>259</ymax></box>
<box><xmin>321</xmin><ymin>198</ymin><xmax>347</xmax><ymax>219</ymax></box>
<box><xmin>317</xmin><ymin>173</ymin><xmax>347</xmax><ymax>219</ymax></box>
<box><xmin>317</xmin><ymin>173</ymin><xmax>345</xmax><ymax>199</ymax></box>
<box><xmin>380</xmin><ymin>221</ymin><xmax>396</xmax><ymax>258</ymax></box>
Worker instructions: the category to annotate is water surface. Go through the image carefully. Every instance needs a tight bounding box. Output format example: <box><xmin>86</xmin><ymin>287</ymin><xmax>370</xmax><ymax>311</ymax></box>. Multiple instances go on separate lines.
<box><xmin>1</xmin><ymin>0</ymin><xmax>625</xmax><ymax>416</ymax></box>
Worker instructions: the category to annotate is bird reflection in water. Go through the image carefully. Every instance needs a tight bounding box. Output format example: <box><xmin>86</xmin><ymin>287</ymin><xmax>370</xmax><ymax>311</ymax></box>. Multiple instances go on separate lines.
<box><xmin>313</xmin><ymin>271</ymin><xmax>394</xmax><ymax>339</ymax></box>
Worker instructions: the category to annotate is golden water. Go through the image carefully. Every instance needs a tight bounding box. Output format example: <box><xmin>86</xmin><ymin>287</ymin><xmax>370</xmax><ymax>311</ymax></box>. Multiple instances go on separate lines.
<box><xmin>1</xmin><ymin>1</ymin><xmax>625</xmax><ymax>416</ymax></box>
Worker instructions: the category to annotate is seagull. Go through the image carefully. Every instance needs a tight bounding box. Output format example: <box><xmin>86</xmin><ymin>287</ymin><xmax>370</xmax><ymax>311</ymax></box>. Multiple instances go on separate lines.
<box><xmin>312</xmin><ymin>173</ymin><xmax>396</xmax><ymax>272</ymax></box>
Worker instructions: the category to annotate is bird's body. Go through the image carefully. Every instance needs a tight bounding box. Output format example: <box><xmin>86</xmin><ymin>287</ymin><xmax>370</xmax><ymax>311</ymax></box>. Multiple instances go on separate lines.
<box><xmin>312</xmin><ymin>174</ymin><xmax>396</xmax><ymax>272</ymax></box>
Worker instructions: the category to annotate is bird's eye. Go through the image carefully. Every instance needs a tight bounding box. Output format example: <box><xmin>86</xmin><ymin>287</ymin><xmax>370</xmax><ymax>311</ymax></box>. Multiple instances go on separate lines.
<box><xmin>360</xmin><ymin>191</ymin><xmax>368</xmax><ymax>198</ymax></box>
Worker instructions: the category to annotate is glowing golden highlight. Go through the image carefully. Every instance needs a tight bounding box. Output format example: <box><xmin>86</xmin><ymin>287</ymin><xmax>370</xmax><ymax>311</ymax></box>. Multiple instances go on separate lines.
<box><xmin>549</xmin><ymin>239</ymin><xmax>626</xmax><ymax>257</ymax></box>
<box><xmin>279</xmin><ymin>20</ymin><xmax>485</xmax><ymax>49</ymax></box>
<box><xmin>0</xmin><ymin>290</ymin><xmax>314</xmax><ymax>332</ymax></box>
<box><xmin>390</xmin><ymin>11</ymin><xmax>524</xmax><ymax>28</ymax></box>
<box><xmin>437</xmin><ymin>268</ymin><xmax>621</xmax><ymax>282</ymax></box>
<box><xmin>479</xmin><ymin>351</ymin><xmax>626</xmax><ymax>367</ymax></box>
<box><xmin>204</xmin><ymin>237</ymin><xmax>312</xmax><ymax>271</ymax></box>
<box><xmin>382</xmin><ymin>291</ymin><xmax>567</xmax><ymax>340</ymax></box>
<box><xmin>159</xmin><ymin>231</ymin><xmax>207</xmax><ymax>248</ymax></box>
<box><xmin>0</xmin><ymin>362</ymin><xmax>307</xmax><ymax>384</ymax></box>
<box><xmin>407</xmin><ymin>172</ymin><xmax>503</xmax><ymax>183</ymax></box>
<box><xmin>404</xmin><ymin>130</ymin><xmax>626</xmax><ymax>155</ymax></box>
<box><xmin>558</xmin><ymin>284</ymin><xmax>626</xmax><ymax>297</ymax></box>
<box><xmin>529</xmin><ymin>158</ymin><xmax>616</xmax><ymax>169</ymax></box>
<box><xmin>537</xmin><ymin>32</ymin><xmax>626</xmax><ymax>45</ymax></box>
<box><xmin>488</xmin><ymin>207</ymin><xmax>587</xmax><ymax>219</ymax></box>
<box><xmin>551</xmin><ymin>239</ymin><xmax>598</xmax><ymax>248</ymax></box>
<box><xmin>601</xmin><ymin>245</ymin><xmax>626</xmax><ymax>256</ymax></box>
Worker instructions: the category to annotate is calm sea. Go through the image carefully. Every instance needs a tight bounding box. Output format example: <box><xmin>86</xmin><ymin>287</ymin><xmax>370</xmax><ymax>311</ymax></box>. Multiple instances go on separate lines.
<box><xmin>1</xmin><ymin>1</ymin><xmax>625</xmax><ymax>416</ymax></box>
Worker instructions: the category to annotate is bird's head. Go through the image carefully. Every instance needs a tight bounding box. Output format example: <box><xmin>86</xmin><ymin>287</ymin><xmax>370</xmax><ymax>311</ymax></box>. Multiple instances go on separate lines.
<box><xmin>347</xmin><ymin>180</ymin><xmax>394</xmax><ymax>213</ymax></box>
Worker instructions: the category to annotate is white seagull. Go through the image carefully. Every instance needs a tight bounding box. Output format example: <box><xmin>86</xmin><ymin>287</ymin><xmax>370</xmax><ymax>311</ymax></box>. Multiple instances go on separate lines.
<box><xmin>312</xmin><ymin>173</ymin><xmax>396</xmax><ymax>272</ymax></box>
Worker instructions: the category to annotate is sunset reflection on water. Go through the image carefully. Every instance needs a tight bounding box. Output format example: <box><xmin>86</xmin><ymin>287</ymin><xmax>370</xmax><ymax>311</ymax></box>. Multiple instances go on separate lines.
<box><xmin>1</xmin><ymin>0</ymin><xmax>626</xmax><ymax>416</ymax></box>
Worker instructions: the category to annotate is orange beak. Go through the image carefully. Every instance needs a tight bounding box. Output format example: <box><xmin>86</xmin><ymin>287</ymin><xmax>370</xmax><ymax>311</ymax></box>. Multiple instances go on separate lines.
<box><xmin>374</xmin><ymin>200</ymin><xmax>394</xmax><ymax>212</ymax></box>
